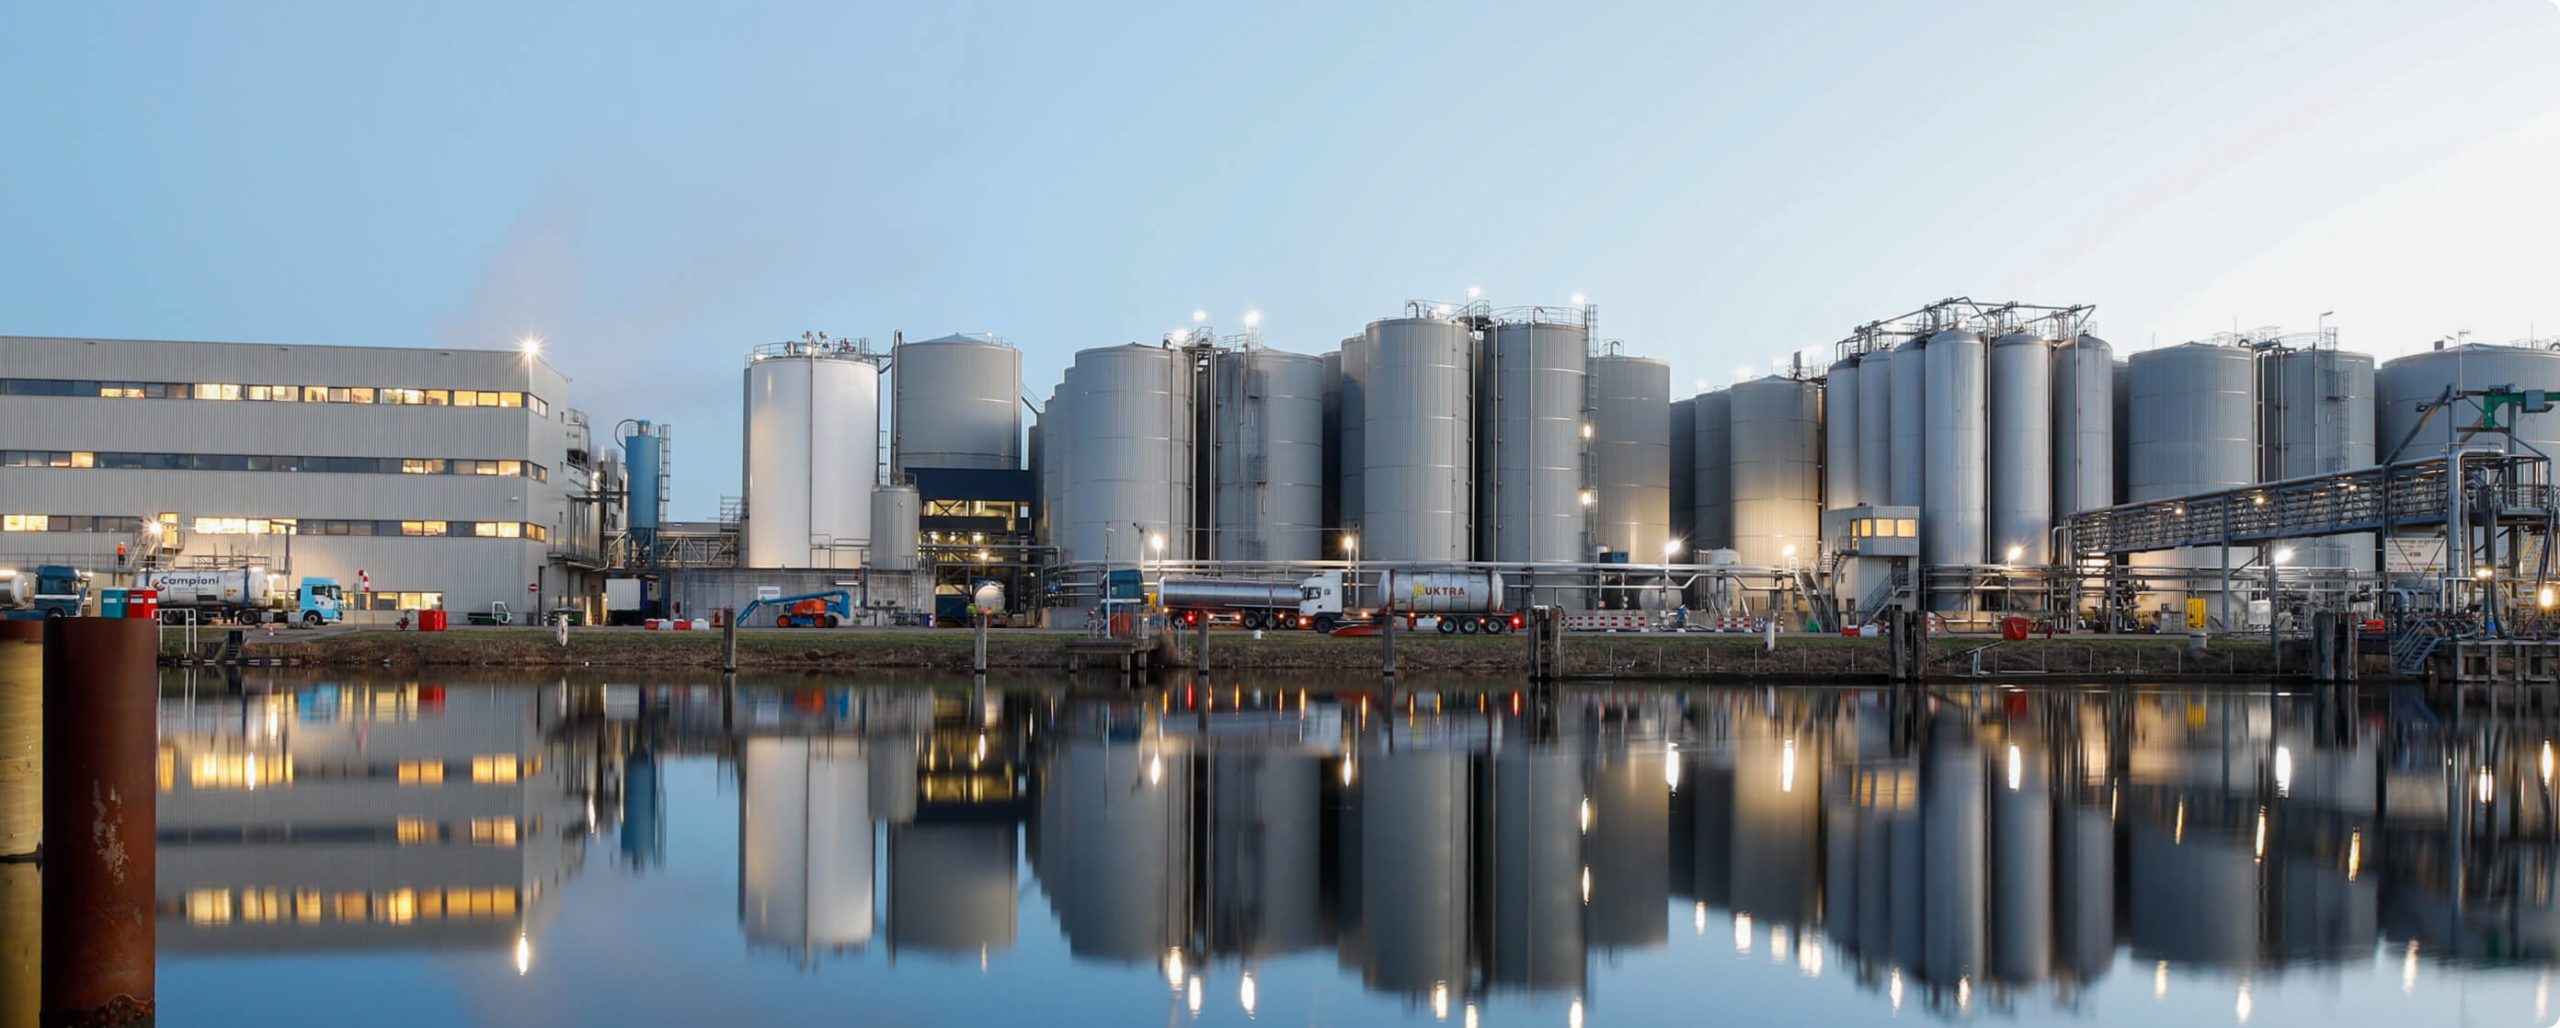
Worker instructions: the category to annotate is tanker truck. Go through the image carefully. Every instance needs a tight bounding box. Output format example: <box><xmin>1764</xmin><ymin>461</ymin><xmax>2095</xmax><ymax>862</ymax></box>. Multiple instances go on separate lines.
<box><xmin>1159</xmin><ymin>577</ymin><xmax>1324</xmax><ymax>632</ymax></box>
<box><xmin>135</xmin><ymin>568</ymin><xmax>345</xmax><ymax>626</ymax></box>
<box><xmin>1293</xmin><ymin>569</ymin><xmax>1518</xmax><ymax>635</ymax></box>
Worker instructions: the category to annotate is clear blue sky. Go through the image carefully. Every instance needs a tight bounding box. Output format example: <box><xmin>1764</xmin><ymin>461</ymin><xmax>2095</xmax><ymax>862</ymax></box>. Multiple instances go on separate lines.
<box><xmin>7</xmin><ymin>1</ymin><xmax>2558</xmax><ymax>517</ymax></box>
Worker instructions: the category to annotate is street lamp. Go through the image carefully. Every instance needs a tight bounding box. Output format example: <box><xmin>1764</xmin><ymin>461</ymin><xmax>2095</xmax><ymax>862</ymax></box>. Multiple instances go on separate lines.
<box><xmin>1343</xmin><ymin>532</ymin><xmax>1359</xmax><ymax>610</ymax></box>
<box><xmin>2005</xmin><ymin>544</ymin><xmax>2025</xmax><ymax>564</ymax></box>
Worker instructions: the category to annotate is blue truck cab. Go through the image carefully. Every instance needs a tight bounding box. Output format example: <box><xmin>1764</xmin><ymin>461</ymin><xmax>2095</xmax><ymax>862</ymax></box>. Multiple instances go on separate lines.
<box><xmin>0</xmin><ymin>564</ymin><xmax>91</xmax><ymax>619</ymax></box>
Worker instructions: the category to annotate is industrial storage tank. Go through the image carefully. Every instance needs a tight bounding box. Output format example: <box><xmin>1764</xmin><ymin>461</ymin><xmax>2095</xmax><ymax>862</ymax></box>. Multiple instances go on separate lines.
<box><xmin>1032</xmin><ymin>737</ymin><xmax>1191</xmax><ymax>962</ymax></box>
<box><xmin>870</xmin><ymin>484</ymin><xmax>920</xmax><ymax>572</ymax></box>
<box><xmin>1477</xmin><ymin>317</ymin><xmax>1589</xmax><ymax>564</ymax></box>
<box><xmin>2376</xmin><ymin>343</ymin><xmax>2560</xmax><ymax>461</ymax></box>
<box><xmin>1986</xmin><ymin>333</ymin><xmax>2052</xmax><ymax>564</ymax></box>
<box><xmin>1670</xmin><ymin>396</ymin><xmax>1698</xmax><ymax>548</ymax></box>
<box><xmin>1824</xmin><ymin>356</ymin><xmax>1862</xmax><ymax>512</ymax></box>
<box><xmin>1857</xmin><ymin>345</ymin><xmax>1896</xmax><ymax>507</ymax></box>
<box><xmin>1036</xmin><ymin>385</ymin><xmax>1066</xmax><ymax>551</ymax></box>
<box><xmin>1726</xmin><ymin>376</ymin><xmax>1821</xmax><ymax>567</ymax></box>
<box><xmin>1211</xmin><ymin>347</ymin><xmax>1326</xmax><ymax>561</ymax></box>
<box><xmin>1337</xmin><ymin>335</ymin><xmax>1370</xmax><ymax>541</ymax></box>
<box><xmin>1888</xmin><ymin>337</ymin><xmax>1926</xmax><ymax>507</ymax></box>
<box><xmin>1362</xmin><ymin>316</ymin><xmax>1474</xmax><ymax>563</ymax></box>
<box><xmin>2050</xmin><ymin>335</ymin><xmax>2116</xmax><ymax>520</ymax></box>
<box><xmin>891</xmin><ymin>333</ymin><xmax>1021</xmax><ymax>474</ymax></box>
<box><xmin>1693</xmin><ymin>390</ymin><xmax>1733</xmax><ymax>550</ymax></box>
<box><xmin>2265</xmin><ymin>348</ymin><xmax>2376</xmax><ymax>574</ymax></box>
<box><xmin>1349</xmin><ymin>748</ymin><xmax>1471</xmax><ymax>994</ymax></box>
<box><xmin>1922</xmin><ymin>329</ymin><xmax>1987</xmax><ymax>580</ymax></box>
<box><xmin>1480</xmin><ymin>746</ymin><xmax>1587</xmax><ymax>990</ymax></box>
<box><xmin>622</xmin><ymin>421</ymin><xmax>666</xmax><ymax>545</ymax></box>
<box><xmin>742</xmin><ymin>340</ymin><xmax>882</xmax><ymax>569</ymax></box>
<box><xmin>2127</xmin><ymin>341</ymin><xmax>2259</xmax><ymax>623</ymax></box>
<box><xmin>1062</xmin><ymin>344</ymin><xmax>1196</xmax><ymax>566</ymax></box>
<box><xmin>1592</xmin><ymin>354</ymin><xmax>1672</xmax><ymax>561</ymax></box>
<box><xmin>1320</xmin><ymin>349</ymin><xmax>1343</xmax><ymax>538</ymax></box>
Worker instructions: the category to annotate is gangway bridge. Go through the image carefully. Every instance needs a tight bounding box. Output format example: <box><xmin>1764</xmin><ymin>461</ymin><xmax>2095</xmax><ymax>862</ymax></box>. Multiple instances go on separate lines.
<box><xmin>2064</xmin><ymin>451</ymin><xmax>2555</xmax><ymax>558</ymax></box>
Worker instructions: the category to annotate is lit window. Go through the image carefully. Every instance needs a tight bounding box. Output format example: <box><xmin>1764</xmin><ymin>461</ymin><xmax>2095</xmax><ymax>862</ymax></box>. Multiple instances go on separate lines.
<box><xmin>378</xmin><ymin>889</ymin><xmax>415</xmax><ymax>925</ymax></box>
<box><xmin>470</xmin><ymin>817</ymin><xmax>518</xmax><ymax>847</ymax></box>
<box><xmin>270</xmin><ymin>384</ymin><xmax>298</xmax><ymax>403</ymax></box>
<box><xmin>471</xmin><ymin>755</ymin><xmax>519</xmax><ymax>783</ymax></box>
<box><xmin>187</xmin><ymin>889</ymin><xmax>233</xmax><ymax>924</ymax></box>
<box><xmin>303</xmin><ymin>386</ymin><xmax>328</xmax><ymax>402</ymax></box>
<box><xmin>348</xmin><ymin>387</ymin><xmax>374</xmax><ymax>404</ymax></box>
<box><xmin>295</xmin><ymin>890</ymin><xmax>323</xmax><ymax>924</ymax></box>
<box><xmin>69</xmin><ymin>451</ymin><xmax>94</xmax><ymax>468</ymax></box>
<box><xmin>497</xmin><ymin>460</ymin><xmax>521</xmax><ymax>477</ymax></box>
<box><xmin>496</xmin><ymin>391</ymin><xmax>521</xmax><ymax>408</ymax></box>
<box><xmin>246</xmin><ymin>385</ymin><xmax>271</xmax><ymax>401</ymax></box>
<box><xmin>333</xmin><ymin>893</ymin><xmax>366</xmax><ymax>921</ymax></box>
<box><xmin>397</xmin><ymin>817</ymin><xmax>436</xmax><ymax>844</ymax></box>
<box><xmin>241</xmin><ymin>888</ymin><xmax>283</xmax><ymax>923</ymax></box>
<box><xmin>396</xmin><ymin>760</ymin><xmax>444</xmax><ymax>785</ymax></box>
<box><xmin>0</xmin><ymin>515</ymin><xmax>49</xmax><ymax>532</ymax></box>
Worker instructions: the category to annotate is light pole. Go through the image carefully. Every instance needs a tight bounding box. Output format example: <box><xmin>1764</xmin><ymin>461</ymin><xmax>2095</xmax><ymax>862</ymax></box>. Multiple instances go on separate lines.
<box><xmin>1662</xmin><ymin>537</ymin><xmax>1684</xmax><ymax>618</ymax></box>
<box><xmin>1343</xmin><ymin>532</ymin><xmax>1359</xmax><ymax>612</ymax></box>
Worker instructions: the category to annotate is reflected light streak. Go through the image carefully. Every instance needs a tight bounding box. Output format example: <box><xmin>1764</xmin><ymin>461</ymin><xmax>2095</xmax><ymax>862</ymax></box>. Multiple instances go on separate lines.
<box><xmin>1568</xmin><ymin>998</ymin><xmax>1584</xmax><ymax>1028</ymax></box>
<box><xmin>1188</xmin><ymin>976</ymin><xmax>1203</xmax><ymax>1013</ymax></box>
<box><xmin>2236</xmin><ymin>982</ymin><xmax>2252</xmax><ymax>1024</ymax></box>
<box><xmin>1239</xmin><ymin>973</ymin><xmax>1256</xmax><ymax>1017</ymax></box>
<box><xmin>1432</xmin><ymin>982</ymin><xmax>1450</xmax><ymax>1021</ymax></box>
<box><xmin>2007</xmin><ymin>744</ymin><xmax>2022</xmax><ymax>791</ymax></box>
<box><xmin>1666</xmin><ymin>745</ymin><xmax>1681</xmax><ymax>791</ymax></box>
<box><xmin>1889</xmin><ymin>969</ymin><xmax>1903</xmax><ymax>1010</ymax></box>
<box><xmin>1734</xmin><ymin>913</ymin><xmax>1754</xmax><ymax>954</ymax></box>
<box><xmin>1780</xmin><ymin>739</ymin><xmax>1797</xmax><ymax>793</ymax></box>
<box><xmin>514</xmin><ymin>933</ymin><xmax>531</xmax><ymax>976</ymax></box>
<box><xmin>2404</xmin><ymin>941</ymin><xmax>2419</xmax><ymax>994</ymax></box>
<box><xmin>2273</xmin><ymin>745</ymin><xmax>2293</xmax><ymax>797</ymax></box>
<box><xmin>2155</xmin><ymin>960</ymin><xmax>2168</xmax><ymax>999</ymax></box>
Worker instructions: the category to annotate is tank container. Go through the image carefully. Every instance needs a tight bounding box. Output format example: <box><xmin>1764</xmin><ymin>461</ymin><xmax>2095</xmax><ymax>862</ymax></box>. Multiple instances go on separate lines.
<box><xmin>1592</xmin><ymin>355</ymin><xmax>1672</xmax><ymax>561</ymax></box>
<box><xmin>1361</xmin><ymin>317</ymin><xmax>1474</xmax><ymax>562</ymax></box>
<box><xmin>1986</xmin><ymin>333</ymin><xmax>2052</xmax><ymax>564</ymax></box>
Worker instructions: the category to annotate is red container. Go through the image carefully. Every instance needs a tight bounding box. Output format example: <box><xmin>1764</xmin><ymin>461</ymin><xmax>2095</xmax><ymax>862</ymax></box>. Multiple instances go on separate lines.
<box><xmin>124</xmin><ymin>589</ymin><xmax>158</xmax><ymax>621</ymax></box>
<box><xmin>418</xmin><ymin>609</ymin><xmax>448</xmax><ymax>632</ymax></box>
<box><xmin>1999</xmin><ymin>616</ymin><xmax>2031</xmax><ymax>642</ymax></box>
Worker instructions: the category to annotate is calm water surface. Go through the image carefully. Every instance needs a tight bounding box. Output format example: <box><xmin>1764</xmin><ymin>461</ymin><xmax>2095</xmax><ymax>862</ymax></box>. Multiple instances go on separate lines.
<box><xmin>74</xmin><ymin>673</ymin><xmax>2560</xmax><ymax>1025</ymax></box>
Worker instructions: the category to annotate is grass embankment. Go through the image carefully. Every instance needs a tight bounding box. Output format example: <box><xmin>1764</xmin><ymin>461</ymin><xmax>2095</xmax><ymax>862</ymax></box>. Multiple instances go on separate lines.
<box><xmin>231</xmin><ymin>627</ymin><xmax>2334</xmax><ymax>680</ymax></box>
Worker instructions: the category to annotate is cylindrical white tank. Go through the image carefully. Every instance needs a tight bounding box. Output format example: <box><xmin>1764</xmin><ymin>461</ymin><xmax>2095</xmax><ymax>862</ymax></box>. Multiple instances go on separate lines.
<box><xmin>1363</xmin><ymin>316</ymin><xmax>1475</xmax><ymax>562</ymax></box>
<box><xmin>740</xmin><ymin>737</ymin><xmax>874</xmax><ymax>953</ymax></box>
<box><xmin>891</xmin><ymin>333</ymin><xmax>1021</xmax><ymax>474</ymax></box>
<box><xmin>1478</xmin><ymin>319</ymin><xmax>1588</xmax><ymax>564</ymax></box>
<box><xmin>1212</xmin><ymin>347</ymin><xmax>1326</xmax><ymax>561</ymax></box>
<box><xmin>1694</xmin><ymin>390</ymin><xmax>1733</xmax><ymax>550</ymax></box>
<box><xmin>1987</xmin><ymin>333</ymin><xmax>2053</xmax><ymax>564</ymax></box>
<box><xmin>1825</xmin><ymin>356</ymin><xmax>1862</xmax><ymax>512</ymax></box>
<box><xmin>1338</xmin><ymin>335</ymin><xmax>1369</xmax><ymax>539</ymax></box>
<box><xmin>2128</xmin><ymin>342</ymin><xmax>2259</xmax><ymax>619</ymax></box>
<box><xmin>2050</xmin><ymin>335</ymin><xmax>2116</xmax><ymax>519</ymax></box>
<box><xmin>2265</xmin><ymin>348</ymin><xmax>2376</xmax><ymax>574</ymax></box>
<box><xmin>869</xmin><ymin>484</ymin><xmax>920</xmax><ymax>572</ymax></box>
<box><xmin>2376</xmin><ymin>343</ymin><xmax>2560</xmax><ymax>461</ymax></box>
<box><xmin>1889</xmin><ymin>337</ymin><xmax>1927</xmax><ymax>507</ymax></box>
<box><xmin>743</xmin><ymin>343</ymin><xmax>881</xmax><ymax>569</ymax></box>
<box><xmin>1923</xmin><ymin>330</ymin><xmax>1986</xmax><ymax>584</ymax></box>
<box><xmin>1727</xmin><ymin>378</ymin><xmax>1820</xmax><ymax>567</ymax></box>
<box><xmin>1063</xmin><ymin>344</ymin><xmax>1196</xmax><ymax>566</ymax></box>
<box><xmin>1857</xmin><ymin>346</ymin><xmax>1897</xmax><ymax>507</ymax></box>
<box><xmin>1671</xmin><ymin>396</ymin><xmax>1698</xmax><ymax>548</ymax></box>
<box><xmin>1593</xmin><ymin>355</ymin><xmax>1672</xmax><ymax>560</ymax></box>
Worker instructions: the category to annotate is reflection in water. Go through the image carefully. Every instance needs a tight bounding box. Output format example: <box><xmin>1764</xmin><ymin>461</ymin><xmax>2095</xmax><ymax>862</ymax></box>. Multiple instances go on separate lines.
<box><xmin>91</xmin><ymin>675</ymin><xmax>2560</xmax><ymax>1023</ymax></box>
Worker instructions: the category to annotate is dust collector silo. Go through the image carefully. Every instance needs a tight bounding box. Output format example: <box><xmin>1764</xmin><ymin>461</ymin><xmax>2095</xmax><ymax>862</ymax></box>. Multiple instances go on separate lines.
<box><xmin>1986</xmin><ymin>333</ymin><xmax>2052</xmax><ymax>564</ymax></box>
<box><xmin>1337</xmin><ymin>335</ymin><xmax>1369</xmax><ymax>541</ymax></box>
<box><xmin>891</xmin><ymin>333</ymin><xmax>1021</xmax><ymax>474</ymax></box>
<box><xmin>1693</xmin><ymin>390</ymin><xmax>1733</xmax><ymax>550</ymax></box>
<box><xmin>1922</xmin><ymin>329</ymin><xmax>1987</xmax><ymax>584</ymax></box>
<box><xmin>1857</xmin><ymin>345</ymin><xmax>1897</xmax><ymax>506</ymax></box>
<box><xmin>1477</xmin><ymin>316</ymin><xmax>1589</xmax><ymax>564</ymax></box>
<box><xmin>2051</xmin><ymin>335</ymin><xmax>2116</xmax><ymax>520</ymax></box>
<box><xmin>1727</xmin><ymin>376</ymin><xmax>1821</xmax><ymax>567</ymax></box>
<box><xmin>1592</xmin><ymin>354</ymin><xmax>1672</xmax><ymax>561</ymax></box>
<box><xmin>1062</xmin><ymin>344</ymin><xmax>1195</xmax><ymax>566</ymax></box>
<box><xmin>1211</xmin><ymin>346</ymin><xmax>1326</xmax><ymax>561</ymax></box>
<box><xmin>2265</xmin><ymin>347</ymin><xmax>2375</xmax><ymax>574</ymax></box>
<box><xmin>742</xmin><ymin>340</ymin><xmax>882</xmax><ymax>569</ymax></box>
<box><xmin>2127</xmin><ymin>342</ymin><xmax>2259</xmax><ymax>622</ymax></box>
<box><xmin>1825</xmin><ymin>356</ymin><xmax>1863</xmax><ymax>512</ymax></box>
<box><xmin>2377</xmin><ymin>343</ymin><xmax>2560</xmax><ymax>461</ymax></box>
<box><xmin>1888</xmin><ymin>337</ymin><xmax>1927</xmax><ymax>507</ymax></box>
<box><xmin>1362</xmin><ymin>315</ymin><xmax>1475</xmax><ymax>563</ymax></box>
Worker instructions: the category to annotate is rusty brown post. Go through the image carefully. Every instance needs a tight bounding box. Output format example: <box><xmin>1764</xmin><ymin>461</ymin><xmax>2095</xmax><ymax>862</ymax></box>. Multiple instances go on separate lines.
<box><xmin>41</xmin><ymin>617</ymin><xmax>156</xmax><ymax>1026</ymax></box>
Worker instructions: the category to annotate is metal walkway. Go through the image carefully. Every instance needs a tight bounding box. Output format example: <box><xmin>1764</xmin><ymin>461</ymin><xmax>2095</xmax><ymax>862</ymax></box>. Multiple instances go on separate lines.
<box><xmin>2064</xmin><ymin>453</ymin><xmax>2554</xmax><ymax>557</ymax></box>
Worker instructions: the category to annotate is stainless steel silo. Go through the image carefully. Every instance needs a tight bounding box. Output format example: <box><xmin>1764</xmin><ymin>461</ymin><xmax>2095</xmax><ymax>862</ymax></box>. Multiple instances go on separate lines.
<box><xmin>1825</xmin><ymin>356</ymin><xmax>1862</xmax><ymax>512</ymax></box>
<box><xmin>1888</xmin><ymin>338</ymin><xmax>1926</xmax><ymax>507</ymax></box>
<box><xmin>1211</xmin><ymin>347</ymin><xmax>1326</xmax><ymax>561</ymax></box>
<box><xmin>2128</xmin><ymin>342</ymin><xmax>2259</xmax><ymax>622</ymax></box>
<box><xmin>743</xmin><ymin>343</ymin><xmax>882</xmax><ymax>569</ymax></box>
<box><xmin>1042</xmin><ymin>378</ymin><xmax>1072</xmax><ymax>557</ymax></box>
<box><xmin>1338</xmin><ymin>334</ymin><xmax>1370</xmax><ymax>541</ymax></box>
<box><xmin>1670</xmin><ymin>396</ymin><xmax>1698</xmax><ymax>548</ymax></box>
<box><xmin>1986</xmin><ymin>333</ymin><xmax>2052</xmax><ymax>564</ymax></box>
<box><xmin>869</xmin><ymin>484</ymin><xmax>921</xmax><ymax>572</ymax></box>
<box><xmin>1320</xmin><ymin>349</ymin><xmax>1343</xmax><ymax>540</ymax></box>
<box><xmin>1593</xmin><ymin>355</ymin><xmax>1672</xmax><ymax>561</ymax></box>
<box><xmin>891</xmin><ymin>333</ymin><xmax>1022</xmax><ymax>475</ymax></box>
<box><xmin>1478</xmin><ymin>319</ymin><xmax>1589</xmax><ymax>564</ymax></box>
<box><xmin>1727</xmin><ymin>377</ymin><xmax>1821</xmax><ymax>567</ymax></box>
<box><xmin>1063</xmin><ymin>344</ymin><xmax>1196</xmax><ymax>568</ymax></box>
<box><xmin>2050</xmin><ymin>335</ymin><xmax>2116</xmax><ymax>519</ymax></box>
<box><xmin>2376</xmin><ymin>343</ymin><xmax>2560</xmax><ymax>461</ymax></box>
<box><xmin>1362</xmin><ymin>317</ymin><xmax>1475</xmax><ymax>563</ymax></box>
<box><xmin>1922</xmin><ymin>329</ymin><xmax>1987</xmax><ymax>586</ymax></box>
<box><xmin>1857</xmin><ymin>346</ymin><xmax>1896</xmax><ymax>507</ymax></box>
<box><xmin>1694</xmin><ymin>390</ymin><xmax>1733</xmax><ymax>550</ymax></box>
<box><xmin>2265</xmin><ymin>347</ymin><xmax>2375</xmax><ymax>575</ymax></box>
